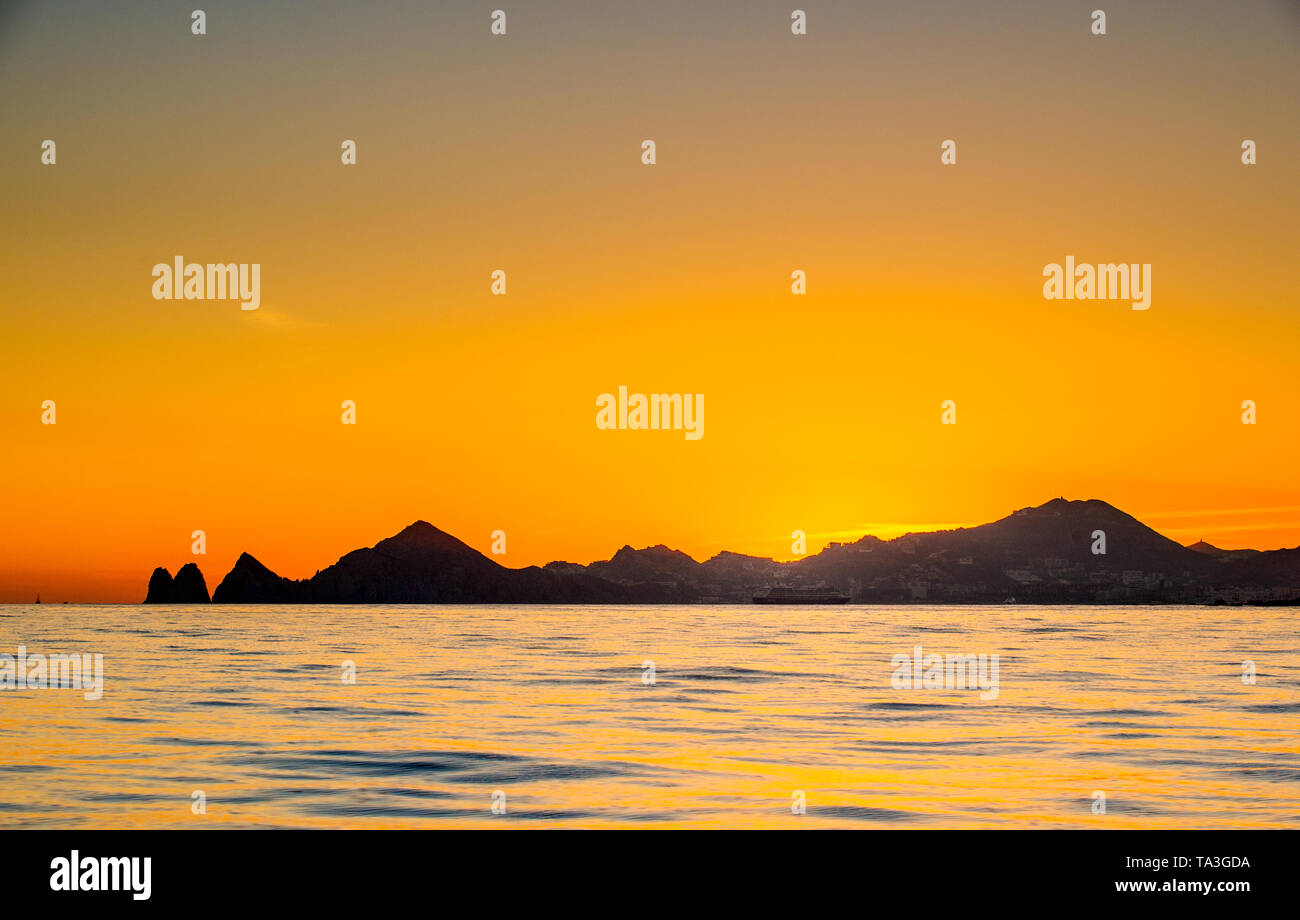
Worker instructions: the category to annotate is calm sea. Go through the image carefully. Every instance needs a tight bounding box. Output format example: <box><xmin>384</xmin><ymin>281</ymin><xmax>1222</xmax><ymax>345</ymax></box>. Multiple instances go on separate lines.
<box><xmin>0</xmin><ymin>604</ymin><xmax>1296</xmax><ymax>828</ymax></box>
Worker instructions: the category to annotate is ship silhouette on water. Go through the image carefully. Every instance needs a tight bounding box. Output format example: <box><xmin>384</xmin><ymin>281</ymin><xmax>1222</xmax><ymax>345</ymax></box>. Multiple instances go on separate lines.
<box><xmin>752</xmin><ymin>584</ymin><xmax>850</xmax><ymax>605</ymax></box>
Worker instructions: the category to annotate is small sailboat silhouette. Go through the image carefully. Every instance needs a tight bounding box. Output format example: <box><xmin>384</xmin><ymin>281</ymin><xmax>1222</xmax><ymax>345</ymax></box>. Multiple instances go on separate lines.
<box><xmin>35</xmin><ymin>593</ymin><xmax>40</xmax><ymax>604</ymax></box>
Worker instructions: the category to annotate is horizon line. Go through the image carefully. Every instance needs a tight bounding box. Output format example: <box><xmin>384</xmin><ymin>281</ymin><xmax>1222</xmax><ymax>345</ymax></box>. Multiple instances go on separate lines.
<box><xmin>9</xmin><ymin>495</ymin><xmax>1300</xmax><ymax>604</ymax></box>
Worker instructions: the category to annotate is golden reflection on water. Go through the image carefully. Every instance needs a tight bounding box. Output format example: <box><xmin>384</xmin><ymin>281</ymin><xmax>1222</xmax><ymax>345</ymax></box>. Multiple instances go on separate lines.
<box><xmin>0</xmin><ymin>604</ymin><xmax>1296</xmax><ymax>828</ymax></box>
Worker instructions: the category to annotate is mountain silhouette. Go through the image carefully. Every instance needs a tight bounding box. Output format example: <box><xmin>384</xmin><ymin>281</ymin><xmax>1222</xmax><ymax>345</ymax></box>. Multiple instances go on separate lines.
<box><xmin>211</xmin><ymin>520</ymin><xmax>647</xmax><ymax>604</ymax></box>
<box><xmin>145</xmin><ymin>499</ymin><xmax>1300</xmax><ymax>605</ymax></box>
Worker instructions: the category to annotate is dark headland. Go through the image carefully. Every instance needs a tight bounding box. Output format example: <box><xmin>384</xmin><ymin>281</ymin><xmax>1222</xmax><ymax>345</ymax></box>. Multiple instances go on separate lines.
<box><xmin>141</xmin><ymin>498</ymin><xmax>1300</xmax><ymax>606</ymax></box>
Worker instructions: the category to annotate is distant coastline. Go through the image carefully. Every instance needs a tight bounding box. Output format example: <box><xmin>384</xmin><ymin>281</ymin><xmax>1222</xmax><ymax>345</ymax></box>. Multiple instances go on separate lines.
<box><xmin>127</xmin><ymin>498</ymin><xmax>1300</xmax><ymax>607</ymax></box>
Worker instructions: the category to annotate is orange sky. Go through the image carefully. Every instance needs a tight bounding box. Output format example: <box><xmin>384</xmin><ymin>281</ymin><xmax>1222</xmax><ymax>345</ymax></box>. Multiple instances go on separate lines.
<box><xmin>1</xmin><ymin>0</ymin><xmax>1297</xmax><ymax>601</ymax></box>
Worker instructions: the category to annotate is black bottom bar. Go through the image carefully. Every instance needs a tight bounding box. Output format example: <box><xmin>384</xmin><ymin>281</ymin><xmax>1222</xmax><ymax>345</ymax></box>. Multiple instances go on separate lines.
<box><xmin>0</xmin><ymin>829</ymin><xmax>1284</xmax><ymax>908</ymax></box>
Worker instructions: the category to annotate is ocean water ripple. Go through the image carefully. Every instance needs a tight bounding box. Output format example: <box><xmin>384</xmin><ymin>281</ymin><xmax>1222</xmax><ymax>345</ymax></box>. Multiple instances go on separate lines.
<box><xmin>0</xmin><ymin>603</ymin><xmax>1296</xmax><ymax>828</ymax></box>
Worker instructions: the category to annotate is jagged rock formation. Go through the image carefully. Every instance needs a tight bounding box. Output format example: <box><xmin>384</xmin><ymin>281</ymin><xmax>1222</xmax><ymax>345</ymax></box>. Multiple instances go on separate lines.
<box><xmin>171</xmin><ymin>562</ymin><xmax>211</xmax><ymax>603</ymax></box>
<box><xmin>212</xmin><ymin>553</ymin><xmax>302</xmax><ymax>603</ymax></box>
<box><xmin>143</xmin><ymin>567</ymin><xmax>174</xmax><ymax>603</ymax></box>
<box><xmin>144</xmin><ymin>563</ymin><xmax>211</xmax><ymax>603</ymax></box>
